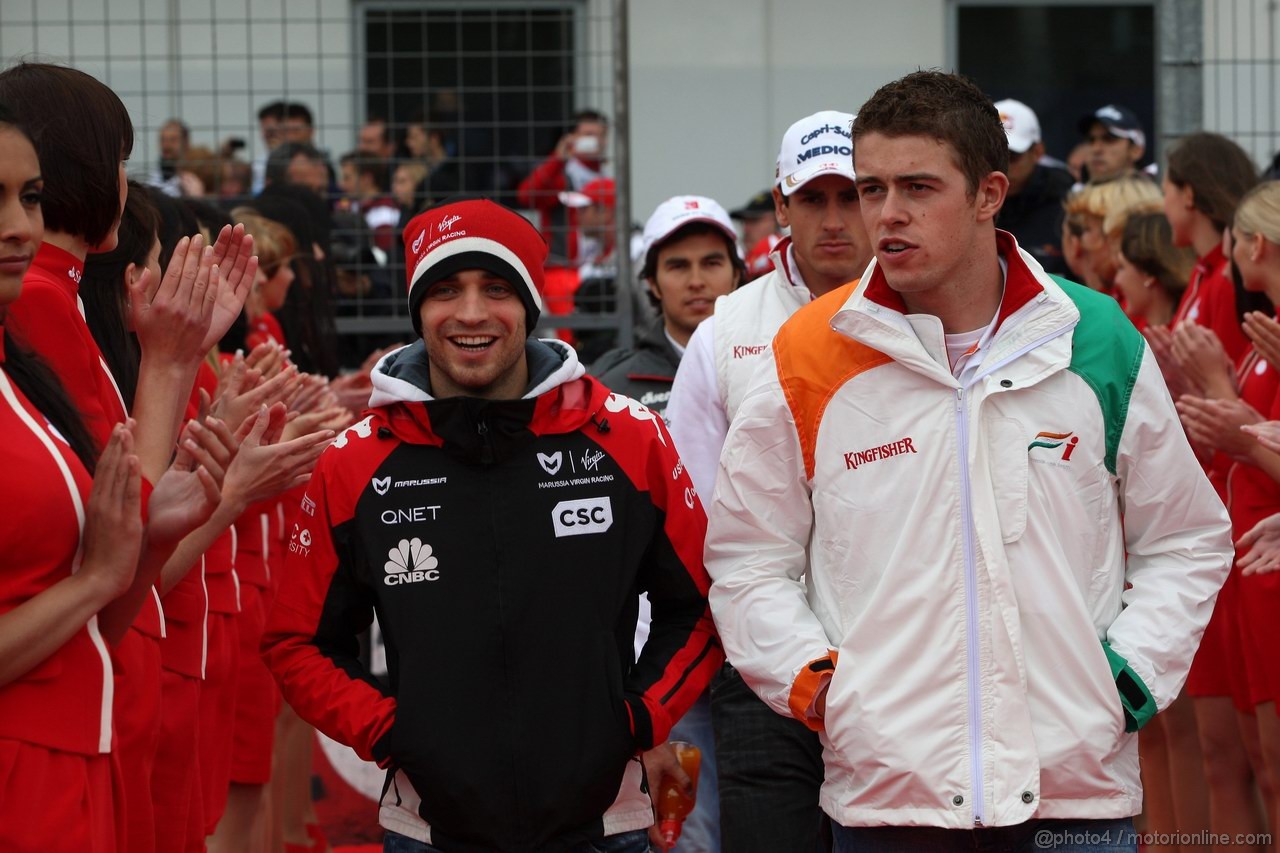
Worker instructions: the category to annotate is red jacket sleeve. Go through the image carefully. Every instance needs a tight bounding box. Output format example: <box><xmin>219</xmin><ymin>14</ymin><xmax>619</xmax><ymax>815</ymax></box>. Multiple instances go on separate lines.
<box><xmin>261</xmin><ymin>449</ymin><xmax>397</xmax><ymax>765</ymax></box>
<box><xmin>516</xmin><ymin>154</ymin><xmax>569</xmax><ymax>211</ymax></box>
<box><xmin>599</xmin><ymin>395</ymin><xmax>723</xmax><ymax>748</ymax></box>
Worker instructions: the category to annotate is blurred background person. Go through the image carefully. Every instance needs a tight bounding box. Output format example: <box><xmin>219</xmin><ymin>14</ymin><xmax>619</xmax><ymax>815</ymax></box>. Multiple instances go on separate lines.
<box><xmin>517</xmin><ymin>108</ymin><xmax>608</xmax><ymax>266</ymax></box>
<box><xmin>148</xmin><ymin>118</ymin><xmax>190</xmax><ymax>197</ymax></box>
<box><xmin>730</xmin><ymin>190</ymin><xmax>781</xmax><ymax>281</ymax></box>
<box><xmin>994</xmin><ymin>98</ymin><xmax>1072</xmax><ymax>275</ymax></box>
<box><xmin>1077</xmin><ymin>103</ymin><xmax>1147</xmax><ymax>183</ymax></box>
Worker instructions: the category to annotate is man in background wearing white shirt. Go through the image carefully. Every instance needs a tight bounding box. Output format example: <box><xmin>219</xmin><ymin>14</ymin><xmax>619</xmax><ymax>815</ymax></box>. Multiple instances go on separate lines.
<box><xmin>665</xmin><ymin>110</ymin><xmax>871</xmax><ymax>852</ymax></box>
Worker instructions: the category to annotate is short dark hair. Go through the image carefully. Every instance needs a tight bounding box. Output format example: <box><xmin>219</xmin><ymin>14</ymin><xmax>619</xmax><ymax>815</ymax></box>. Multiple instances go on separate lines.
<box><xmin>162</xmin><ymin>118</ymin><xmax>190</xmax><ymax>144</ymax></box>
<box><xmin>574</xmin><ymin>109</ymin><xmax>607</xmax><ymax>128</ymax></box>
<box><xmin>1166</xmin><ymin>133</ymin><xmax>1259</xmax><ymax>232</ymax></box>
<box><xmin>0</xmin><ymin>62</ymin><xmax>134</xmax><ymax>246</ymax></box>
<box><xmin>340</xmin><ymin>151</ymin><xmax>389</xmax><ymax>192</ymax></box>
<box><xmin>641</xmin><ymin>221</ymin><xmax>745</xmax><ymax>308</ymax></box>
<box><xmin>852</xmin><ymin>70</ymin><xmax>1008</xmax><ymax>197</ymax></box>
<box><xmin>283</xmin><ymin>101</ymin><xmax>314</xmax><ymax>127</ymax></box>
<box><xmin>363</xmin><ymin>116</ymin><xmax>391</xmax><ymax>143</ymax></box>
<box><xmin>266</xmin><ymin>141</ymin><xmax>324</xmax><ymax>185</ymax></box>
<box><xmin>258</xmin><ymin>100</ymin><xmax>286</xmax><ymax>122</ymax></box>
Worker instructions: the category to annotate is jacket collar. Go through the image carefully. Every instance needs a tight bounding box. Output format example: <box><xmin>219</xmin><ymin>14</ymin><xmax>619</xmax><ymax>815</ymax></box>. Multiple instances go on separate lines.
<box><xmin>832</xmin><ymin>230</ymin><xmax>1079</xmax><ymax>387</ymax></box>
<box><xmin>635</xmin><ymin>318</ymin><xmax>682</xmax><ymax>369</ymax></box>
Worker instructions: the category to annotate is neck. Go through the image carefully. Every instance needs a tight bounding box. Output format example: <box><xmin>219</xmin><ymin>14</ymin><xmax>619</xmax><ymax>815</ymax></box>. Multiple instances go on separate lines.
<box><xmin>1144</xmin><ymin>293</ymin><xmax>1175</xmax><ymax>327</ymax></box>
<box><xmin>900</xmin><ymin>244</ymin><xmax>1003</xmax><ymax>334</ymax></box>
<box><xmin>43</xmin><ymin>230</ymin><xmax>90</xmax><ymax>263</ymax></box>
<box><xmin>663</xmin><ymin>319</ymin><xmax>691</xmax><ymax>348</ymax></box>
<box><xmin>1189</xmin><ymin>217</ymin><xmax>1223</xmax><ymax>259</ymax></box>
<box><xmin>792</xmin><ymin>250</ymin><xmax>855</xmax><ymax>298</ymax></box>
<box><xmin>1262</xmin><ymin>272</ymin><xmax>1280</xmax><ymax>308</ymax></box>
<box><xmin>428</xmin><ymin>357</ymin><xmax>529</xmax><ymax>401</ymax></box>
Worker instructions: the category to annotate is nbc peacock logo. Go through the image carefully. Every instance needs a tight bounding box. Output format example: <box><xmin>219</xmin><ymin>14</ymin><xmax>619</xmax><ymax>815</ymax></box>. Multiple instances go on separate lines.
<box><xmin>384</xmin><ymin>538</ymin><xmax>441</xmax><ymax>586</ymax></box>
<box><xmin>1028</xmin><ymin>430</ymin><xmax>1079</xmax><ymax>462</ymax></box>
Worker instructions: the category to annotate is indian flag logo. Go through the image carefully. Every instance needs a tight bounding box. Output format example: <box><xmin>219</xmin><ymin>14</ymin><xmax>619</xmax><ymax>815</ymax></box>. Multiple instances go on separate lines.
<box><xmin>1028</xmin><ymin>431</ymin><xmax>1079</xmax><ymax>461</ymax></box>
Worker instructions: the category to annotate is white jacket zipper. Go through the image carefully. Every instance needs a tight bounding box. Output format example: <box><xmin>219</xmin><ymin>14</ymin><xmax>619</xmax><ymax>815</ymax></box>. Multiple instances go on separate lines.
<box><xmin>955</xmin><ymin>386</ymin><xmax>985</xmax><ymax>825</ymax></box>
<box><xmin>953</xmin><ymin>317</ymin><xmax>1073</xmax><ymax>825</ymax></box>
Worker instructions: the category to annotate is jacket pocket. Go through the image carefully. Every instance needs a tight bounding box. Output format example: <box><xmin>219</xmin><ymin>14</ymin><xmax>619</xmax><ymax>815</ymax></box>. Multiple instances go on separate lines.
<box><xmin>1085</xmin><ymin>638</ymin><xmax>1127</xmax><ymax>740</ymax></box>
<box><xmin>985</xmin><ymin>416</ymin><xmax>1028</xmax><ymax>543</ymax></box>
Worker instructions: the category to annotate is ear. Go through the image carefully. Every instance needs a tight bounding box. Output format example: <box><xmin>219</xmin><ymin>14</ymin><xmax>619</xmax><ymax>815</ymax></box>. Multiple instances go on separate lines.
<box><xmin>1179</xmin><ymin>181</ymin><xmax>1196</xmax><ymax>211</ymax></box>
<box><xmin>645</xmin><ymin>276</ymin><xmax>662</xmax><ymax>302</ymax></box>
<box><xmin>772</xmin><ymin>186</ymin><xmax>790</xmax><ymax>229</ymax></box>
<box><xmin>1251</xmin><ymin>232</ymin><xmax>1267</xmax><ymax>264</ymax></box>
<box><xmin>975</xmin><ymin>171</ymin><xmax>1009</xmax><ymax>224</ymax></box>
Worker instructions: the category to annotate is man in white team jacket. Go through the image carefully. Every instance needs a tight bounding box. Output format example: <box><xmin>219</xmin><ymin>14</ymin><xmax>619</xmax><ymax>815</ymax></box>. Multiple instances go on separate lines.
<box><xmin>704</xmin><ymin>70</ymin><xmax>1232</xmax><ymax>852</ymax></box>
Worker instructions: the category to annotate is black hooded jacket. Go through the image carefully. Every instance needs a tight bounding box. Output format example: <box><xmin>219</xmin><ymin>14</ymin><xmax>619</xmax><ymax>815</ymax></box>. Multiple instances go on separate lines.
<box><xmin>262</xmin><ymin>338</ymin><xmax>722</xmax><ymax>852</ymax></box>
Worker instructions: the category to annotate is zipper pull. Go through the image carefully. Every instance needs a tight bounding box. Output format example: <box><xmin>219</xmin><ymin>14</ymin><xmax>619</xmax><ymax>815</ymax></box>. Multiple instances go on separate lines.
<box><xmin>477</xmin><ymin>419</ymin><xmax>494</xmax><ymax>464</ymax></box>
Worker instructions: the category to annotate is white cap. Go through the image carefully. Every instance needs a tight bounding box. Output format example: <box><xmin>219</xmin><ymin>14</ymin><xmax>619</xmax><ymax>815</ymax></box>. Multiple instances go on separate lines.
<box><xmin>775</xmin><ymin>110</ymin><xmax>856</xmax><ymax>196</ymax></box>
<box><xmin>640</xmin><ymin>196</ymin><xmax>738</xmax><ymax>266</ymax></box>
<box><xmin>995</xmin><ymin>99</ymin><xmax>1041</xmax><ymax>154</ymax></box>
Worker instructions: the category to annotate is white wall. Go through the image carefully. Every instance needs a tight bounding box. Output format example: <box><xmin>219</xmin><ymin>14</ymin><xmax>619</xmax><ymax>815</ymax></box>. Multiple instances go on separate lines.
<box><xmin>627</xmin><ymin>0</ymin><xmax>946</xmax><ymax>223</ymax></box>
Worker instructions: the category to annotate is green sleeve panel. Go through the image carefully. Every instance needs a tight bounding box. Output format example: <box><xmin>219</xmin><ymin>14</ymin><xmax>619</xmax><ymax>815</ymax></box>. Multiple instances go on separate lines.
<box><xmin>1053</xmin><ymin>276</ymin><xmax>1145</xmax><ymax>475</ymax></box>
<box><xmin>1102</xmin><ymin>641</ymin><xmax>1157</xmax><ymax>732</ymax></box>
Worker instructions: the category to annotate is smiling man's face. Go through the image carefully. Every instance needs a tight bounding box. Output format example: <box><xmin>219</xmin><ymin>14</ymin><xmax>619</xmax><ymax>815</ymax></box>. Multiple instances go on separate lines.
<box><xmin>419</xmin><ymin>268</ymin><xmax>529</xmax><ymax>400</ymax></box>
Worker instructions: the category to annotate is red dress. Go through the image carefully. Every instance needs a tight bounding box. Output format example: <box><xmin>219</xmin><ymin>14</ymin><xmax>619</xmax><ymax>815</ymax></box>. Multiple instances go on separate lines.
<box><xmin>0</xmin><ymin>325</ymin><xmax>118</xmax><ymax>851</ymax></box>
<box><xmin>7</xmin><ymin>243</ymin><xmax>164</xmax><ymax>851</ymax></box>
<box><xmin>1226</xmin><ymin>348</ymin><xmax>1280</xmax><ymax>706</ymax></box>
<box><xmin>1177</xmin><ymin>246</ymin><xmax>1252</xmax><ymax>704</ymax></box>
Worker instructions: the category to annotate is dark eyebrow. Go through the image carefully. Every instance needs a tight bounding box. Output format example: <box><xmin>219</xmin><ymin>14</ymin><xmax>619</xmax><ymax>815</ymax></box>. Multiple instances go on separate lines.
<box><xmin>856</xmin><ymin>172</ymin><xmax>942</xmax><ymax>187</ymax></box>
<box><xmin>22</xmin><ymin>176</ymin><xmax>42</xmax><ymax>188</ymax></box>
<box><xmin>896</xmin><ymin>173</ymin><xmax>943</xmax><ymax>184</ymax></box>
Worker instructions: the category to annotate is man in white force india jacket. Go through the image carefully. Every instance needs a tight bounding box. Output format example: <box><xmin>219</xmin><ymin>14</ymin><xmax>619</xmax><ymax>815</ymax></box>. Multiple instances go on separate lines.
<box><xmin>704</xmin><ymin>71</ymin><xmax>1232</xmax><ymax>852</ymax></box>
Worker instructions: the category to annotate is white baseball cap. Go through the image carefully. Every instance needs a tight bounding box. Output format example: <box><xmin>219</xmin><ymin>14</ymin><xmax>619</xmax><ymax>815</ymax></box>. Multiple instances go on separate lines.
<box><xmin>640</xmin><ymin>196</ymin><xmax>739</xmax><ymax>267</ymax></box>
<box><xmin>775</xmin><ymin>110</ymin><xmax>856</xmax><ymax>196</ymax></box>
<box><xmin>994</xmin><ymin>99</ymin><xmax>1040</xmax><ymax>154</ymax></box>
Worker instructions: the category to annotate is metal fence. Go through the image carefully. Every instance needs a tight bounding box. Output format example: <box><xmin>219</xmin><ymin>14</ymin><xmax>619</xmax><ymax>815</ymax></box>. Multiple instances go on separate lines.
<box><xmin>1160</xmin><ymin>0</ymin><xmax>1280</xmax><ymax>171</ymax></box>
<box><xmin>0</xmin><ymin>0</ymin><xmax>634</xmax><ymax>365</ymax></box>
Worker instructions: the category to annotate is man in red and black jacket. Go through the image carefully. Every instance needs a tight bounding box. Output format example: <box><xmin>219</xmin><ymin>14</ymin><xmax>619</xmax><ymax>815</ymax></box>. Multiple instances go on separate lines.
<box><xmin>263</xmin><ymin>198</ymin><xmax>721</xmax><ymax>853</ymax></box>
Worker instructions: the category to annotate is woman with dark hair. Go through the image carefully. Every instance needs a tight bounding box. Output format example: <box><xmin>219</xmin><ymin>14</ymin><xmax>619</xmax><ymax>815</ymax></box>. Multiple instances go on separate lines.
<box><xmin>253</xmin><ymin>186</ymin><xmax>341</xmax><ymax>377</ymax></box>
<box><xmin>1114</xmin><ymin>212</ymin><xmax>1195</xmax><ymax>329</ymax></box>
<box><xmin>1163</xmin><ymin>133</ymin><xmax>1259</xmax><ymax>362</ymax></box>
<box><xmin>0</xmin><ymin>102</ymin><xmax>147</xmax><ymax>853</ymax></box>
<box><xmin>82</xmin><ymin>183</ymin><xmax>160</xmax><ymax>409</ymax></box>
<box><xmin>0</xmin><ymin>62</ymin><xmax>256</xmax><ymax>853</ymax></box>
<box><xmin>1176</xmin><ymin>181</ymin><xmax>1280</xmax><ymax>843</ymax></box>
<box><xmin>1154</xmin><ymin>133</ymin><xmax>1269</xmax><ymax>845</ymax></box>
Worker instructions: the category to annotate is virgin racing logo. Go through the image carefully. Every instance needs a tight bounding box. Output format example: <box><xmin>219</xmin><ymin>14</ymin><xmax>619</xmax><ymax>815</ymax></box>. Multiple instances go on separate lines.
<box><xmin>384</xmin><ymin>538</ymin><xmax>440</xmax><ymax>585</ymax></box>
